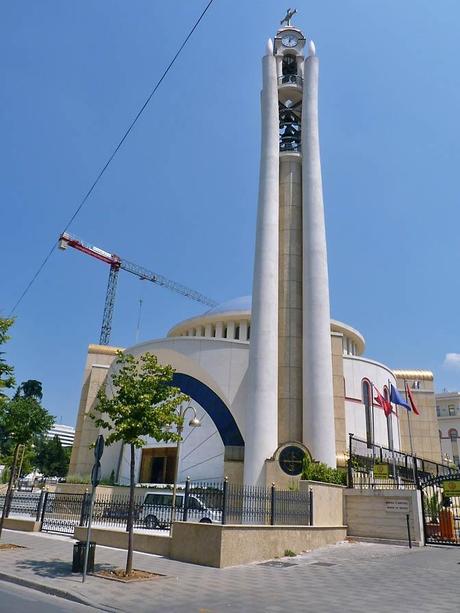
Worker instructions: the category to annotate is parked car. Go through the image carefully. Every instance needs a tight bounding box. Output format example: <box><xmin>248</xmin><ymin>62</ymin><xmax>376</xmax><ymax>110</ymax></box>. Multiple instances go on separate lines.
<box><xmin>139</xmin><ymin>490</ymin><xmax>221</xmax><ymax>529</ymax></box>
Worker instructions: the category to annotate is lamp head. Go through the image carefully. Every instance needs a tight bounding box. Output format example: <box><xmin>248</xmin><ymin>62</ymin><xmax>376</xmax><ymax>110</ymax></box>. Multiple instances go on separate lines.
<box><xmin>188</xmin><ymin>416</ymin><xmax>201</xmax><ymax>428</ymax></box>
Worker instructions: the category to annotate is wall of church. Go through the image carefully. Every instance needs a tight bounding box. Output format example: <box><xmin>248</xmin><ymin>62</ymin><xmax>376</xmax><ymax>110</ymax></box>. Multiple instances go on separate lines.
<box><xmin>98</xmin><ymin>337</ymin><xmax>249</xmax><ymax>484</ymax></box>
<box><xmin>343</xmin><ymin>356</ymin><xmax>400</xmax><ymax>451</ymax></box>
<box><xmin>68</xmin><ymin>344</ymin><xmax>121</xmax><ymax>478</ymax></box>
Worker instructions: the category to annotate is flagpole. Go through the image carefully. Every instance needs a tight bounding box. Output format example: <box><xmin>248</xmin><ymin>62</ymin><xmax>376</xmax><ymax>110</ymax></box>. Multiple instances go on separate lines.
<box><xmin>388</xmin><ymin>378</ymin><xmax>398</xmax><ymax>485</ymax></box>
<box><xmin>404</xmin><ymin>378</ymin><xmax>414</xmax><ymax>456</ymax></box>
<box><xmin>371</xmin><ymin>382</ymin><xmax>375</xmax><ymax>459</ymax></box>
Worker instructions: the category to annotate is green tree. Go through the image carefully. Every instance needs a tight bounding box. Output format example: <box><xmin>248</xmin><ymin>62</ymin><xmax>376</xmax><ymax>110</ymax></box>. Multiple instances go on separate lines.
<box><xmin>0</xmin><ymin>396</ymin><xmax>54</xmax><ymax>538</ymax></box>
<box><xmin>0</xmin><ymin>318</ymin><xmax>15</xmax><ymax>403</ymax></box>
<box><xmin>92</xmin><ymin>351</ymin><xmax>189</xmax><ymax>576</ymax></box>
<box><xmin>34</xmin><ymin>435</ymin><xmax>70</xmax><ymax>478</ymax></box>
<box><xmin>14</xmin><ymin>379</ymin><xmax>43</xmax><ymax>401</ymax></box>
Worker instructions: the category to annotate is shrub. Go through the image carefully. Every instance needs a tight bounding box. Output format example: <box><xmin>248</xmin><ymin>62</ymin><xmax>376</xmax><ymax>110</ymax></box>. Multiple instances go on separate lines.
<box><xmin>301</xmin><ymin>457</ymin><xmax>347</xmax><ymax>485</ymax></box>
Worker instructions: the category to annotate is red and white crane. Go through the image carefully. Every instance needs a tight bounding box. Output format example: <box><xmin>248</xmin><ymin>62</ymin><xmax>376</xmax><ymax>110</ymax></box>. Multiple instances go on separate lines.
<box><xmin>58</xmin><ymin>232</ymin><xmax>217</xmax><ymax>345</ymax></box>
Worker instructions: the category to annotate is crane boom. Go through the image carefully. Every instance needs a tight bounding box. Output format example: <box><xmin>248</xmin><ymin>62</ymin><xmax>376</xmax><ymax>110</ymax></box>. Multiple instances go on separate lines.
<box><xmin>58</xmin><ymin>232</ymin><xmax>218</xmax><ymax>345</ymax></box>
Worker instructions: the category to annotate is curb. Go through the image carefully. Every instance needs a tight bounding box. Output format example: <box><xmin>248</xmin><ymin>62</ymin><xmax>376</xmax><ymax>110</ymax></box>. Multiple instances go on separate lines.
<box><xmin>0</xmin><ymin>571</ymin><xmax>118</xmax><ymax>611</ymax></box>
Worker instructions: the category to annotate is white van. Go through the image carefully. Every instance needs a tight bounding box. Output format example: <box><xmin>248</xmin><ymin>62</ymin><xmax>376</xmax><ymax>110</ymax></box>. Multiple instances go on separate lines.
<box><xmin>140</xmin><ymin>491</ymin><xmax>221</xmax><ymax>529</ymax></box>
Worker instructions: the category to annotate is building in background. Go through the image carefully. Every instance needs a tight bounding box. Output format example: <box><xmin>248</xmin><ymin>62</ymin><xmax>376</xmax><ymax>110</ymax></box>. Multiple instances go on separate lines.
<box><xmin>47</xmin><ymin>424</ymin><xmax>75</xmax><ymax>447</ymax></box>
<box><xmin>393</xmin><ymin>371</ymin><xmax>442</xmax><ymax>463</ymax></box>
<box><xmin>436</xmin><ymin>391</ymin><xmax>460</xmax><ymax>466</ymax></box>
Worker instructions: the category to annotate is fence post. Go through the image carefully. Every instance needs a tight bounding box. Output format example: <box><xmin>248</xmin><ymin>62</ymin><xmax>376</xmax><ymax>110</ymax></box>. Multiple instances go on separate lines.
<box><xmin>309</xmin><ymin>488</ymin><xmax>314</xmax><ymax>526</ymax></box>
<box><xmin>40</xmin><ymin>489</ymin><xmax>49</xmax><ymax>527</ymax></box>
<box><xmin>35</xmin><ymin>489</ymin><xmax>46</xmax><ymax>522</ymax></box>
<box><xmin>183</xmin><ymin>476</ymin><xmax>190</xmax><ymax>522</ymax></box>
<box><xmin>347</xmin><ymin>433</ymin><xmax>354</xmax><ymax>488</ymax></box>
<box><xmin>79</xmin><ymin>490</ymin><xmax>89</xmax><ymax>527</ymax></box>
<box><xmin>221</xmin><ymin>477</ymin><xmax>228</xmax><ymax>525</ymax></box>
<box><xmin>413</xmin><ymin>455</ymin><xmax>420</xmax><ymax>489</ymax></box>
<box><xmin>270</xmin><ymin>483</ymin><xmax>275</xmax><ymax>526</ymax></box>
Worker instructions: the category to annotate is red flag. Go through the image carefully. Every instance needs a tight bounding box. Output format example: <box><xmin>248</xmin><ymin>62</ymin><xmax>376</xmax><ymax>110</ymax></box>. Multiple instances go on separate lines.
<box><xmin>374</xmin><ymin>386</ymin><xmax>392</xmax><ymax>417</ymax></box>
<box><xmin>405</xmin><ymin>383</ymin><xmax>420</xmax><ymax>416</ymax></box>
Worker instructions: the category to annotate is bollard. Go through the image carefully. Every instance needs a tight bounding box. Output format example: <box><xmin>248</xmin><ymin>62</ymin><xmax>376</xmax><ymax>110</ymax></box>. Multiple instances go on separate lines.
<box><xmin>406</xmin><ymin>513</ymin><xmax>412</xmax><ymax>549</ymax></box>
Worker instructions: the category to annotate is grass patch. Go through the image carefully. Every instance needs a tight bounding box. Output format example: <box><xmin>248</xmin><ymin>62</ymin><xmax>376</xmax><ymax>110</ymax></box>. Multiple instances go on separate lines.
<box><xmin>284</xmin><ymin>549</ymin><xmax>296</xmax><ymax>557</ymax></box>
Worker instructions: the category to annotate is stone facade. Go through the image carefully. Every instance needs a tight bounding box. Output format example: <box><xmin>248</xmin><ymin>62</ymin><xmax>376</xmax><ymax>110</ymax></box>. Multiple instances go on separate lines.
<box><xmin>393</xmin><ymin>371</ymin><xmax>442</xmax><ymax>463</ymax></box>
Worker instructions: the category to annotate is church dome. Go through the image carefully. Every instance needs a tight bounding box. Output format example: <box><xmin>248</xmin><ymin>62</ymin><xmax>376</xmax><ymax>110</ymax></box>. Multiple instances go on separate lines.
<box><xmin>203</xmin><ymin>295</ymin><xmax>251</xmax><ymax>316</ymax></box>
<box><xmin>168</xmin><ymin>295</ymin><xmax>365</xmax><ymax>354</ymax></box>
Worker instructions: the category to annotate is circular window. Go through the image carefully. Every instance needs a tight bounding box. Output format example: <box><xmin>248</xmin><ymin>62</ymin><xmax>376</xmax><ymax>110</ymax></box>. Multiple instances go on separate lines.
<box><xmin>279</xmin><ymin>445</ymin><xmax>306</xmax><ymax>476</ymax></box>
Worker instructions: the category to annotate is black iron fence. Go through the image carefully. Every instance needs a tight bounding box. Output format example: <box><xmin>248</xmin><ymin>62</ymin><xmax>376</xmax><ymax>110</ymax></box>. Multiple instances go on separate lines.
<box><xmin>348</xmin><ymin>434</ymin><xmax>453</xmax><ymax>490</ymax></box>
<box><xmin>420</xmin><ymin>473</ymin><xmax>460</xmax><ymax>546</ymax></box>
<box><xmin>0</xmin><ymin>490</ymin><xmax>44</xmax><ymax>520</ymax></box>
<box><xmin>83</xmin><ymin>479</ymin><xmax>312</xmax><ymax>532</ymax></box>
<box><xmin>2</xmin><ymin>479</ymin><xmax>313</xmax><ymax>535</ymax></box>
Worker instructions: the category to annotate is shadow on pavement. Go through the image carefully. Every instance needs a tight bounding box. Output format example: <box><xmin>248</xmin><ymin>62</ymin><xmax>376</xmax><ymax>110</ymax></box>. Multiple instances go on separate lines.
<box><xmin>15</xmin><ymin>558</ymin><xmax>116</xmax><ymax>579</ymax></box>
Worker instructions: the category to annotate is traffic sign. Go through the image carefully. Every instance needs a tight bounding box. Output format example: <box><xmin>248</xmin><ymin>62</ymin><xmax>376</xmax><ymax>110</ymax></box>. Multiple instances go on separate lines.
<box><xmin>91</xmin><ymin>462</ymin><xmax>101</xmax><ymax>487</ymax></box>
<box><xmin>94</xmin><ymin>435</ymin><xmax>105</xmax><ymax>461</ymax></box>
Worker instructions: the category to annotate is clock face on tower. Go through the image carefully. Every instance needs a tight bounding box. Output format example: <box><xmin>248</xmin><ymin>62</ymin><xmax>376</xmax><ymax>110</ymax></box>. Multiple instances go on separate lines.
<box><xmin>281</xmin><ymin>34</ymin><xmax>298</xmax><ymax>48</ymax></box>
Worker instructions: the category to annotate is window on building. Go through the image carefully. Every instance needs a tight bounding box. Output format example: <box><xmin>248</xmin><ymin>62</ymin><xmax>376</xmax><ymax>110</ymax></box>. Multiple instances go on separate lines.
<box><xmin>247</xmin><ymin>325</ymin><xmax>251</xmax><ymax>340</ymax></box>
<box><xmin>362</xmin><ymin>379</ymin><xmax>373</xmax><ymax>449</ymax></box>
<box><xmin>235</xmin><ymin>325</ymin><xmax>240</xmax><ymax>340</ymax></box>
<box><xmin>436</xmin><ymin>406</ymin><xmax>441</xmax><ymax>417</ymax></box>
<box><xmin>449</xmin><ymin>430</ymin><xmax>459</xmax><ymax>467</ymax></box>
<box><xmin>448</xmin><ymin>405</ymin><xmax>456</xmax><ymax>416</ymax></box>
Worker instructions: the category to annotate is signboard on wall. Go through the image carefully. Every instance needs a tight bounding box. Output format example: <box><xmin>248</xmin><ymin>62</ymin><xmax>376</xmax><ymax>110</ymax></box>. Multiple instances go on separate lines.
<box><xmin>443</xmin><ymin>480</ymin><xmax>460</xmax><ymax>497</ymax></box>
<box><xmin>385</xmin><ymin>499</ymin><xmax>409</xmax><ymax>513</ymax></box>
<box><xmin>373</xmin><ymin>463</ymin><xmax>390</xmax><ymax>479</ymax></box>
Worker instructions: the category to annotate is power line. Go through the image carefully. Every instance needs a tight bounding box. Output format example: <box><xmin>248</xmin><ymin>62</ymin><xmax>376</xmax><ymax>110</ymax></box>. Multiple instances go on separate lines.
<box><xmin>9</xmin><ymin>0</ymin><xmax>216</xmax><ymax>316</ymax></box>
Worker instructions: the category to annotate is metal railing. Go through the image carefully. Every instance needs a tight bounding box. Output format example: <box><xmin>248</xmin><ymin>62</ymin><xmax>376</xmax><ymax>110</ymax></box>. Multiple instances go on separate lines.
<box><xmin>0</xmin><ymin>490</ymin><xmax>44</xmax><ymax>520</ymax></box>
<box><xmin>34</xmin><ymin>479</ymin><xmax>312</xmax><ymax>535</ymax></box>
<box><xmin>348</xmin><ymin>434</ymin><xmax>453</xmax><ymax>490</ymax></box>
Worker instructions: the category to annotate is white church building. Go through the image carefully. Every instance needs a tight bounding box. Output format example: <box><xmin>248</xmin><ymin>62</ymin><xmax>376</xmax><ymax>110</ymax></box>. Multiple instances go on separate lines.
<box><xmin>69</xmin><ymin>17</ymin><xmax>441</xmax><ymax>488</ymax></box>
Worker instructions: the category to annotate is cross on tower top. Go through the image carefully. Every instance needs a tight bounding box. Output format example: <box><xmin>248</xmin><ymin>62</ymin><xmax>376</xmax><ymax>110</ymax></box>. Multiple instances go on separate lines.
<box><xmin>280</xmin><ymin>7</ymin><xmax>297</xmax><ymax>27</ymax></box>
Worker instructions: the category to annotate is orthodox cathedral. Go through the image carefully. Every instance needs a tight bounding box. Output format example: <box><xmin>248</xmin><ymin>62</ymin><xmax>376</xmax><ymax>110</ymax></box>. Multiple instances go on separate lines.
<box><xmin>69</xmin><ymin>16</ymin><xmax>441</xmax><ymax>487</ymax></box>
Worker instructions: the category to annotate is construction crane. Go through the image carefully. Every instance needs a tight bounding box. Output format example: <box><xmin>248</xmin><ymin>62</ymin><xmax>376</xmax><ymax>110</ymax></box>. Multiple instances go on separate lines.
<box><xmin>58</xmin><ymin>232</ymin><xmax>218</xmax><ymax>345</ymax></box>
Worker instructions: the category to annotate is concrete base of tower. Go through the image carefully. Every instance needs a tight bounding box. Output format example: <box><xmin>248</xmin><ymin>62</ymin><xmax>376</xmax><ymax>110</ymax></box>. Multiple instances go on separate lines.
<box><xmin>263</xmin><ymin>441</ymin><xmax>311</xmax><ymax>488</ymax></box>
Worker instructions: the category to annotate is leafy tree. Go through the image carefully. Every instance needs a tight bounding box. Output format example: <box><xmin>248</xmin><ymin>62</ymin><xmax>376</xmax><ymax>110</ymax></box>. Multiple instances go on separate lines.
<box><xmin>14</xmin><ymin>379</ymin><xmax>43</xmax><ymax>401</ymax></box>
<box><xmin>0</xmin><ymin>318</ymin><xmax>15</xmax><ymax>403</ymax></box>
<box><xmin>0</xmin><ymin>396</ymin><xmax>54</xmax><ymax>538</ymax></box>
<box><xmin>34</xmin><ymin>435</ymin><xmax>71</xmax><ymax>478</ymax></box>
<box><xmin>92</xmin><ymin>351</ymin><xmax>189</xmax><ymax>576</ymax></box>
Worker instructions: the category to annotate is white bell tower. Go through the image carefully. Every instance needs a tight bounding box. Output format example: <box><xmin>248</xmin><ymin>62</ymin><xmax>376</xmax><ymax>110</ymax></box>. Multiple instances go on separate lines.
<box><xmin>244</xmin><ymin>11</ymin><xmax>336</xmax><ymax>485</ymax></box>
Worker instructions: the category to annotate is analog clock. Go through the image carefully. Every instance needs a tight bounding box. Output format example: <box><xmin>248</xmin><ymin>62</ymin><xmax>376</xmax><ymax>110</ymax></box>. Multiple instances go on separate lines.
<box><xmin>281</xmin><ymin>34</ymin><xmax>298</xmax><ymax>48</ymax></box>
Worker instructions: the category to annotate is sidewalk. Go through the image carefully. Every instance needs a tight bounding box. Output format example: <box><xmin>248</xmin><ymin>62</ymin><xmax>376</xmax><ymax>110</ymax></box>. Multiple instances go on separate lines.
<box><xmin>0</xmin><ymin>529</ymin><xmax>458</xmax><ymax>612</ymax></box>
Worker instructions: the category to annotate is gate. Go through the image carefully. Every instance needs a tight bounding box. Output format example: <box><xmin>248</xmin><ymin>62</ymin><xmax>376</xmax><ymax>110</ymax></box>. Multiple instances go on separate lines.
<box><xmin>421</xmin><ymin>473</ymin><xmax>460</xmax><ymax>545</ymax></box>
<box><xmin>40</xmin><ymin>492</ymin><xmax>86</xmax><ymax>535</ymax></box>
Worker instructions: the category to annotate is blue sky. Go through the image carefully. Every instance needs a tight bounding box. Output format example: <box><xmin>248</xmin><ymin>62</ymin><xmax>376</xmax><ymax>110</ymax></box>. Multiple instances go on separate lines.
<box><xmin>1</xmin><ymin>0</ymin><xmax>459</xmax><ymax>425</ymax></box>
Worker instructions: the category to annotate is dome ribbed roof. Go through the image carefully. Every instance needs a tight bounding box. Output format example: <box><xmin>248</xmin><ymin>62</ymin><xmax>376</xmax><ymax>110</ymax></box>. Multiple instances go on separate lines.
<box><xmin>203</xmin><ymin>295</ymin><xmax>251</xmax><ymax>316</ymax></box>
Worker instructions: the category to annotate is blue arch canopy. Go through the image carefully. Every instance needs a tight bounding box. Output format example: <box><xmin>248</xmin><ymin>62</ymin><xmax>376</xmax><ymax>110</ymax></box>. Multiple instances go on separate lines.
<box><xmin>172</xmin><ymin>373</ymin><xmax>244</xmax><ymax>448</ymax></box>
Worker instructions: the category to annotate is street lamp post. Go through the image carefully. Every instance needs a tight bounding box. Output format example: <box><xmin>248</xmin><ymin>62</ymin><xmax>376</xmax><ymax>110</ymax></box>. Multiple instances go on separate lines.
<box><xmin>170</xmin><ymin>405</ymin><xmax>201</xmax><ymax>531</ymax></box>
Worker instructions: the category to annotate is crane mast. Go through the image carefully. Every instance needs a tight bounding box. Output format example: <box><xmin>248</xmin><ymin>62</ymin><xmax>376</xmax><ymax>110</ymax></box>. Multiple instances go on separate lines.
<box><xmin>58</xmin><ymin>232</ymin><xmax>217</xmax><ymax>345</ymax></box>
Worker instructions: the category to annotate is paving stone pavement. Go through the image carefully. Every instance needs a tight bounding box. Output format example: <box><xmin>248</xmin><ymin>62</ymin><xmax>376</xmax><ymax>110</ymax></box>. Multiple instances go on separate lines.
<box><xmin>0</xmin><ymin>529</ymin><xmax>459</xmax><ymax>612</ymax></box>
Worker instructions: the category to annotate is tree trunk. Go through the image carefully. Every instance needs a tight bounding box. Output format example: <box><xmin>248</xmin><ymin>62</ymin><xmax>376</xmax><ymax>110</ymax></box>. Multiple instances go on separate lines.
<box><xmin>125</xmin><ymin>443</ymin><xmax>135</xmax><ymax>575</ymax></box>
<box><xmin>0</xmin><ymin>443</ymin><xmax>21</xmax><ymax>539</ymax></box>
